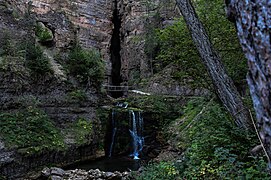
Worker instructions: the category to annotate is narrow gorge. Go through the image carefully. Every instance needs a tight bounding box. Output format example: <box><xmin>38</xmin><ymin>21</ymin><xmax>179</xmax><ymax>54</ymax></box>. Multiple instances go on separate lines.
<box><xmin>1</xmin><ymin>0</ymin><xmax>267</xmax><ymax>179</ymax></box>
<box><xmin>110</xmin><ymin>0</ymin><xmax>123</xmax><ymax>98</ymax></box>
<box><xmin>0</xmin><ymin>0</ymin><xmax>181</xmax><ymax>178</ymax></box>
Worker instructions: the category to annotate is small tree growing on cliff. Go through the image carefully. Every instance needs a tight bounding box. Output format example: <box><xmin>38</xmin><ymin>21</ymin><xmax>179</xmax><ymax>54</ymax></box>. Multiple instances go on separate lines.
<box><xmin>67</xmin><ymin>45</ymin><xmax>105</xmax><ymax>88</ymax></box>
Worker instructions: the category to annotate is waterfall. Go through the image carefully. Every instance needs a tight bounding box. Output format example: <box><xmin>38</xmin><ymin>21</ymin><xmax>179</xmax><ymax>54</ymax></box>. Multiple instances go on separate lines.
<box><xmin>129</xmin><ymin>110</ymin><xmax>144</xmax><ymax>160</ymax></box>
<box><xmin>109</xmin><ymin>110</ymin><xmax>117</xmax><ymax>157</ymax></box>
<box><xmin>107</xmin><ymin>108</ymin><xmax>144</xmax><ymax>159</ymax></box>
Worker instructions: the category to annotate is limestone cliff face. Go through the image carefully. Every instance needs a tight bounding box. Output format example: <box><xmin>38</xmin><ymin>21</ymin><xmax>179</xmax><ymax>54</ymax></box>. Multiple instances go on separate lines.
<box><xmin>0</xmin><ymin>0</ymin><xmax>180</xmax><ymax>177</ymax></box>
<box><xmin>117</xmin><ymin>0</ymin><xmax>179</xmax><ymax>86</ymax></box>
<box><xmin>0</xmin><ymin>0</ymin><xmax>180</xmax><ymax>132</ymax></box>
<box><xmin>0</xmin><ymin>1</ymin><xmax>111</xmax><ymax>178</ymax></box>
<box><xmin>6</xmin><ymin>0</ymin><xmax>114</xmax><ymax>76</ymax></box>
<box><xmin>3</xmin><ymin>0</ymin><xmax>178</xmax><ymax>86</ymax></box>
<box><xmin>118</xmin><ymin>0</ymin><xmax>149</xmax><ymax>84</ymax></box>
<box><xmin>1</xmin><ymin>0</ymin><xmax>109</xmax><ymax>123</ymax></box>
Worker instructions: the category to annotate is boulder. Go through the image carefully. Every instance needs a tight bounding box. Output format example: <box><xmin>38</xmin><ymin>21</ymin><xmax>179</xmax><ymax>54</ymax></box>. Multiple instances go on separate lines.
<box><xmin>50</xmin><ymin>175</ymin><xmax>63</xmax><ymax>180</ymax></box>
<box><xmin>41</xmin><ymin>167</ymin><xmax>51</xmax><ymax>177</ymax></box>
<box><xmin>51</xmin><ymin>167</ymin><xmax>65</xmax><ymax>177</ymax></box>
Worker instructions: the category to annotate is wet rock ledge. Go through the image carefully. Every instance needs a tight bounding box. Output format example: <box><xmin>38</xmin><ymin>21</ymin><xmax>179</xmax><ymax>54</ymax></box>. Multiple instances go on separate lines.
<box><xmin>41</xmin><ymin>167</ymin><xmax>131</xmax><ymax>180</ymax></box>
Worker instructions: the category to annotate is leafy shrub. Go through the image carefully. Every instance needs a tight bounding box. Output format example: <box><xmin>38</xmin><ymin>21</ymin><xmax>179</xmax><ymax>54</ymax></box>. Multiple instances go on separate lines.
<box><xmin>136</xmin><ymin>162</ymin><xmax>179</xmax><ymax>180</ymax></box>
<box><xmin>176</xmin><ymin>99</ymin><xmax>270</xmax><ymax>179</ymax></box>
<box><xmin>0</xmin><ymin>34</ymin><xmax>13</xmax><ymax>56</ymax></box>
<box><xmin>0</xmin><ymin>107</ymin><xmax>65</xmax><ymax>154</ymax></box>
<box><xmin>0</xmin><ymin>31</ymin><xmax>22</xmax><ymax>57</ymax></box>
<box><xmin>17</xmin><ymin>95</ymin><xmax>41</xmax><ymax>108</ymax></box>
<box><xmin>0</xmin><ymin>31</ymin><xmax>52</xmax><ymax>75</ymax></box>
<box><xmin>35</xmin><ymin>22</ymin><xmax>53</xmax><ymax>42</ymax></box>
<box><xmin>138</xmin><ymin>99</ymin><xmax>269</xmax><ymax>179</ymax></box>
<box><xmin>68</xmin><ymin>89</ymin><xmax>87</xmax><ymax>102</ymax></box>
<box><xmin>0</xmin><ymin>56</ymin><xmax>29</xmax><ymax>78</ymax></box>
<box><xmin>147</xmin><ymin>0</ymin><xmax>247</xmax><ymax>88</ymax></box>
<box><xmin>67</xmin><ymin>45</ymin><xmax>105</xmax><ymax>87</ymax></box>
<box><xmin>65</xmin><ymin>117</ymin><xmax>93</xmax><ymax>145</ymax></box>
<box><xmin>0</xmin><ymin>31</ymin><xmax>52</xmax><ymax>81</ymax></box>
<box><xmin>127</xmin><ymin>95</ymin><xmax>180</xmax><ymax>113</ymax></box>
<box><xmin>126</xmin><ymin>95</ymin><xmax>184</xmax><ymax>128</ymax></box>
<box><xmin>156</xmin><ymin>19</ymin><xmax>207</xmax><ymax>85</ymax></box>
<box><xmin>24</xmin><ymin>42</ymin><xmax>53</xmax><ymax>77</ymax></box>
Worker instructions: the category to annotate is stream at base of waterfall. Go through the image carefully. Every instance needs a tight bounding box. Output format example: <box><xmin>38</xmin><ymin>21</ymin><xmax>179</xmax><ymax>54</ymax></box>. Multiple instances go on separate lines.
<box><xmin>66</xmin><ymin>108</ymin><xmax>144</xmax><ymax>172</ymax></box>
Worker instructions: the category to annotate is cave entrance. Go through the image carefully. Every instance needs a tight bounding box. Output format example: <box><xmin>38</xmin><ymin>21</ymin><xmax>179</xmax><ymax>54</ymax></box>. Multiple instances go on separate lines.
<box><xmin>110</xmin><ymin>0</ymin><xmax>123</xmax><ymax>98</ymax></box>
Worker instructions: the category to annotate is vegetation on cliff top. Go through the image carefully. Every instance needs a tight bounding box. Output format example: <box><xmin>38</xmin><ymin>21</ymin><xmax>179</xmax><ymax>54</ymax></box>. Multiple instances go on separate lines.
<box><xmin>67</xmin><ymin>45</ymin><xmax>105</xmax><ymax>87</ymax></box>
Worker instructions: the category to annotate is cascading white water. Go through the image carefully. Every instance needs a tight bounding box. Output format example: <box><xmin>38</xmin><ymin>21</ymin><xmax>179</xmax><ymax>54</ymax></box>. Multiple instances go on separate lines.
<box><xmin>138</xmin><ymin>111</ymin><xmax>144</xmax><ymax>152</ymax></box>
<box><xmin>108</xmin><ymin>108</ymin><xmax>144</xmax><ymax>159</ymax></box>
<box><xmin>129</xmin><ymin>110</ymin><xmax>144</xmax><ymax>160</ymax></box>
<box><xmin>109</xmin><ymin>110</ymin><xmax>117</xmax><ymax>157</ymax></box>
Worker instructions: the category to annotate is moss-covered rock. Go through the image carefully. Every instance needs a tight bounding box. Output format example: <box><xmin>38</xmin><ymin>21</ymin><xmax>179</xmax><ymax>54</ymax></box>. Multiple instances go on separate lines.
<box><xmin>35</xmin><ymin>22</ymin><xmax>54</xmax><ymax>43</ymax></box>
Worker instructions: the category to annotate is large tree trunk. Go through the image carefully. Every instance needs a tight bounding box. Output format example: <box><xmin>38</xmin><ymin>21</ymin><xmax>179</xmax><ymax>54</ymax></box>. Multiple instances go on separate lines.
<box><xmin>226</xmin><ymin>0</ymin><xmax>271</xmax><ymax>167</ymax></box>
<box><xmin>175</xmin><ymin>0</ymin><xmax>252</xmax><ymax>130</ymax></box>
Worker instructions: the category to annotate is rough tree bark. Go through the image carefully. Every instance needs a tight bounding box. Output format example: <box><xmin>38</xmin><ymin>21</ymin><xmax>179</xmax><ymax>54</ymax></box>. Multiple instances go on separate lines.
<box><xmin>226</xmin><ymin>0</ymin><xmax>271</xmax><ymax>167</ymax></box>
<box><xmin>175</xmin><ymin>0</ymin><xmax>252</xmax><ymax>130</ymax></box>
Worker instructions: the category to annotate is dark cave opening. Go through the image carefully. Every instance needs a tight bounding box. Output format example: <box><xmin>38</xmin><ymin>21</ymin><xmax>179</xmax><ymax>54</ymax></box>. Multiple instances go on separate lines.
<box><xmin>110</xmin><ymin>1</ymin><xmax>123</xmax><ymax>98</ymax></box>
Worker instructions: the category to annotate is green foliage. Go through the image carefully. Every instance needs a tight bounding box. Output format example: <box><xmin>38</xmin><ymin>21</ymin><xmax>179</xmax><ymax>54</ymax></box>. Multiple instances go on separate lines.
<box><xmin>96</xmin><ymin>107</ymin><xmax>110</xmax><ymax>150</ymax></box>
<box><xmin>175</xmin><ymin>99</ymin><xmax>270</xmax><ymax>179</ymax></box>
<box><xmin>11</xmin><ymin>9</ymin><xmax>20</xmax><ymax>20</ymax></box>
<box><xmin>66</xmin><ymin>118</ymin><xmax>93</xmax><ymax>145</ymax></box>
<box><xmin>197</xmin><ymin>0</ymin><xmax>247</xmax><ymax>84</ymax></box>
<box><xmin>97</xmin><ymin>108</ymin><xmax>110</xmax><ymax>124</ymax></box>
<box><xmin>136</xmin><ymin>162</ymin><xmax>179</xmax><ymax>180</ymax></box>
<box><xmin>129</xmin><ymin>69</ymin><xmax>141</xmax><ymax>86</ymax></box>
<box><xmin>68</xmin><ymin>89</ymin><xmax>87</xmax><ymax>102</ymax></box>
<box><xmin>155</xmin><ymin>19</ymin><xmax>208</xmax><ymax>87</ymax></box>
<box><xmin>17</xmin><ymin>95</ymin><xmax>41</xmax><ymax>108</ymax></box>
<box><xmin>144</xmin><ymin>13</ymin><xmax>161</xmax><ymax>60</ymax></box>
<box><xmin>35</xmin><ymin>22</ymin><xmax>53</xmax><ymax>42</ymax></box>
<box><xmin>67</xmin><ymin>45</ymin><xmax>105</xmax><ymax>87</ymax></box>
<box><xmin>24</xmin><ymin>42</ymin><xmax>53</xmax><ymax>77</ymax></box>
<box><xmin>0</xmin><ymin>175</ymin><xmax>6</xmax><ymax>180</ymax></box>
<box><xmin>126</xmin><ymin>95</ymin><xmax>184</xmax><ymax>128</ymax></box>
<box><xmin>127</xmin><ymin>95</ymin><xmax>175</xmax><ymax>113</ymax></box>
<box><xmin>0</xmin><ymin>107</ymin><xmax>65</xmax><ymax>154</ymax></box>
<box><xmin>0</xmin><ymin>56</ymin><xmax>28</xmax><ymax>76</ymax></box>
<box><xmin>177</xmin><ymin>97</ymin><xmax>206</xmax><ymax>133</ymax></box>
<box><xmin>0</xmin><ymin>34</ymin><xmax>14</xmax><ymax>56</ymax></box>
<box><xmin>149</xmin><ymin>0</ymin><xmax>247</xmax><ymax>88</ymax></box>
<box><xmin>0</xmin><ymin>31</ymin><xmax>23</xmax><ymax>57</ymax></box>
<box><xmin>0</xmin><ymin>31</ymin><xmax>52</xmax><ymax>78</ymax></box>
<box><xmin>139</xmin><ymin>98</ymin><xmax>269</xmax><ymax>179</ymax></box>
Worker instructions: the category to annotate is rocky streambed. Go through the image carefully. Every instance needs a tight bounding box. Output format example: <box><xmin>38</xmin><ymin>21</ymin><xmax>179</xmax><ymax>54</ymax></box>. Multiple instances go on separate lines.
<box><xmin>40</xmin><ymin>167</ymin><xmax>133</xmax><ymax>180</ymax></box>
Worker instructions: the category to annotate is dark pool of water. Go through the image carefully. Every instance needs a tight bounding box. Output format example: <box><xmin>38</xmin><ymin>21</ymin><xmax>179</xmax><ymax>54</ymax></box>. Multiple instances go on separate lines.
<box><xmin>65</xmin><ymin>156</ymin><xmax>141</xmax><ymax>172</ymax></box>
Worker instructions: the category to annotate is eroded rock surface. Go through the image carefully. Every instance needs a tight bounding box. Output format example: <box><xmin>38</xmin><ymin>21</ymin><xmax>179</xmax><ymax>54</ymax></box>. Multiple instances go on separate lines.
<box><xmin>6</xmin><ymin>0</ymin><xmax>113</xmax><ymax>76</ymax></box>
<box><xmin>117</xmin><ymin>0</ymin><xmax>179</xmax><ymax>86</ymax></box>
